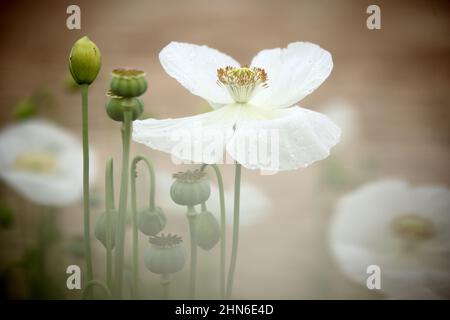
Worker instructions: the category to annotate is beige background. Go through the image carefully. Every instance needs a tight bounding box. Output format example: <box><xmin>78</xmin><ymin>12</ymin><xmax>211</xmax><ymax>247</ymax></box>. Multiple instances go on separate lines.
<box><xmin>0</xmin><ymin>0</ymin><xmax>449</xmax><ymax>299</ymax></box>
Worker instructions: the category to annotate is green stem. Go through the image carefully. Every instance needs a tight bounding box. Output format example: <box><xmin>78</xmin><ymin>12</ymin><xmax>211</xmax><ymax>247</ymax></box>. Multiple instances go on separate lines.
<box><xmin>37</xmin><ymin>207</ymin><xmax>48</xmax><ymax>296</ymax></box>
<box><xmin>161</xmin><ymin>274</ymin><xmax>170</xmax><ymax>300</ymax></box>
<box><xmin>81</xmin><ymin>84</ymin><xmax>93</xmax><ymax>293</ymax></box>
<box><xmin>200</xmin><ymin>163</ymin><xmax>226</xmax><ymax>299</ymax></box>
<box><xmin>130</xmin><ymin>155</ymin><xmax>156</xmax><ymax>299</ymax></box>
<box><xmin>105</xmin><ymin>157</ymin><xmax>115</xmax><ymax>290</ymax></box>
<box><xmin>114</xmin><ymin>108</ymin><xmax>132</xmax><ymax>298</ymax></box>
<box><xmin>226</xmin><ymin>163</ymin><xmax>241</xmax><ymax>299</ymax></box>
<box><xmin>82</xmin><ymin>280</ymin><xmax>113</xmax><ymax>300</ymax></box>
<box><xmin>187</xmin><ymin>206</ymin><xmax>198</xmax><ymax>299</ymax></box>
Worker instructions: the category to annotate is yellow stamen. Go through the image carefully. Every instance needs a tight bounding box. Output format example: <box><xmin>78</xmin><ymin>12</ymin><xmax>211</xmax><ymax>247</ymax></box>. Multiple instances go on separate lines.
<box><xmin>217</xmin><ymin>66</ymin><xmax>268</xmax><ymax>103</ymax></box>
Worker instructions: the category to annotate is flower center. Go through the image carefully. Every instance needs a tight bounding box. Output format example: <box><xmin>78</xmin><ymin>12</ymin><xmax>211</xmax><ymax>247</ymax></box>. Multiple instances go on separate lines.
<box><xmin>217</xmin><ymin>66</ymin><xmax>268</xmax><ymax>103</ymax></box>
<box><xmin>391</xmin><ymin>214</ymin><xmax>434</xmax><ymax>242</ymax></box>
<box><xmin>14</xmin><ymin>152</ymin><xmax>57</xmax><ymax>173</ymax></box>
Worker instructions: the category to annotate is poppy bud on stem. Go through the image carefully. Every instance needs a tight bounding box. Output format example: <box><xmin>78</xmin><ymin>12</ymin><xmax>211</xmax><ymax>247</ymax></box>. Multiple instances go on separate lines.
<box><xmin>130</xmin><ymin>155</ymin><xmax>164</xmax><ymax>299</ymax></box>
<box><xmin>69</xmin><ymin>36</ymin><xmax>101</xmax><ymax>298</ymax></box>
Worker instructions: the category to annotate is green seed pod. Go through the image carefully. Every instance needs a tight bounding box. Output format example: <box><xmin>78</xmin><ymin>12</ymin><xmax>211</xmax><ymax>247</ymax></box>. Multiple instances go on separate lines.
<box><xmin>94</xmin><ymin>210</ymin><xmax>118</xmax><ymax>248</ymax></box>
<box><xmin>105</xmin><ymin>97</ymin><xmax>144</xmax><ymax>122</ymax></box>
<box><xmin>195</xmin><ymin>210</ymin><xmax>220</xmax><ymax>250</ymax></box>
<box><xmin>137</xmin><ymin>206</ymin><xmax>167</xmax><ymax>236</ymax></box>
<box><xmin>170</xmin><ymin>170</ymin><xmax>211</xmax><ymax>207</ymax></box>
<box><xmin>69</xmin><ymin>36</ymin><xmax>101</xmax><ymax>85</ymax></box>
<box><xmin>110</xmin><ymin>68</ymin><xmax>147</xmax><ymax>98</ymax></box>
<box><xmin>144</xmin><ymin>234</ymin><xmax>186</xmax><ymax>275</ymax></box>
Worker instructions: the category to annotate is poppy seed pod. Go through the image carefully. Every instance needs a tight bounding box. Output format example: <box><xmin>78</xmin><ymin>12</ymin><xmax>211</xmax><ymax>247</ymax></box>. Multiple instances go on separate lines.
<box><xmin>144</xmin><ymin>234</ymin><xmax>186</xmax><ymax>275</ymax></box>
<box><xmin>170</xmin><ymin>170</ymin><xmax>211</xmax><ymax>207</ymax></box>
<box><xmin>195</xmin><ymin>209</ymin><xmax>220</xmax><ymax>250</ymax></box>
<box><xmin>105</xmin><ymin>97</ymin><xmax>144</xmax><ymax>122</ymax></box>
<box><xmin>110</xmin><ymin>68</ymin><xmax>147</xmax><ymax>98</ymax></box>
<box><xmin>137</xmin><ymin>206</ymin><xmax>167</xmax><ymax>236</ymax></box>
<box><xmin>94</xmin><ymin>210</ymin><xmax>118</xmax><ymax>248</ymax></box>
<box><xmin>69</xmin><ymin>36</ymin><xmax>101</xmax><ymax>85</ymax></box>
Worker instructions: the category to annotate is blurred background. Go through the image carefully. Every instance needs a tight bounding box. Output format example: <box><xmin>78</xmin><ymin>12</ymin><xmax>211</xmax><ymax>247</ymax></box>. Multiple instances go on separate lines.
<box><xmin>0</xmin><ymin>0</ymin><xmax>449</xmax><ymax>299</ymax></box>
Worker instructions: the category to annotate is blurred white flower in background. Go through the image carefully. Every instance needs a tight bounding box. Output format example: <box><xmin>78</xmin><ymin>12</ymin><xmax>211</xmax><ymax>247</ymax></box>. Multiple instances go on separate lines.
<box><xmin>156</xmin><ymin>171</ymin><xmax>271</xmax><ymax>226</ymax></box>
<box><xmin>320</xmin><ymin>98</ymin><xmax>358</xmax><ymax>146</ymax></box>
<box><xmin>0</xmin><ymin>119</ymin><xmax>95</xmax><ymax>206</ymax></box>
<box><xmin>208</xmin><ymin>182</ymin><xmax>271</xmax><ymax>226</ymax></box>
<box><xmin>329</xmin><ymin>180</ymin><xmax>450</xmax><ymax>299</ymax></box>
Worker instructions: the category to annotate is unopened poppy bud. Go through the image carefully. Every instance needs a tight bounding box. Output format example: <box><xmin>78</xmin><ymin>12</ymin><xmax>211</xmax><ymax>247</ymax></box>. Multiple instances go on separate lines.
<box><xmin>105</xmin><ymin>97</ymin><xmax>144</xmax><ymax>122</ymax></box>
<box><xmin>144</xmin><ymin>233</ymin><xmax>186</xmax><ymax>275</ymax></box>
<box><xmin>137</xmin><ymin>206</ymin><xmax>166</xmax><ymax>236</ymax></box>
<box><xmin>69</xmin><ymin>36</ymin><xmax>101</xmax><ymax>85</ymax></box>
<box><xmin>110</xmin><ymin>68</ymin><xmax>147</xmax><ymax>98</ymax></box>
<box><xmin>94</xmin><ymin>210</ymin><xmax>118</xmax><ymax>248</ymax></box>
<box><xmin>170</xmin><ymin>170</ymin><xmax>210</xmax><ymax>207</ymax></box>
<box><xmin>195</xmin><ymin>209</ymin><xmax>220</xmax><ymax>250</ymax></box>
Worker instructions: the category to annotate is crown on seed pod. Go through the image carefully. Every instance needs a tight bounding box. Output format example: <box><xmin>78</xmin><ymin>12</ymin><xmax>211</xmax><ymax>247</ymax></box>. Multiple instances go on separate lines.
<box><xmin>170</xmin><ymin>170</ymin><xmax>211</xmax><ymax>207</ymax></box>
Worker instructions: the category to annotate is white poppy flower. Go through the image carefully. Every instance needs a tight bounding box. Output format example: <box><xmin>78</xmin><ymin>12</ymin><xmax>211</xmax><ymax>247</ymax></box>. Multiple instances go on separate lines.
<box><xmin>133</xmin><ymin>42</ymin><xmax>341</xmax><ymax>171</ymax></box>
<box><xmin>155</xmin><ymin>171</ymin><xmax>270</xmax><ymax>225</ymax></box>
<box><xmin>0</xmin><ymin>119</ymin><xmax>95</xmax><ymax>206</ymax></box>
<box><xmin>329</xmin><ymin>180</ymin><xmax>450</xmax><ymax>299</ymax></box>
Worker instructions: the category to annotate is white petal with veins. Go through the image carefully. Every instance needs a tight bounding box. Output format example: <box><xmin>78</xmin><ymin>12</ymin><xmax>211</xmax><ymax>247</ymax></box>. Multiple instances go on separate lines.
<box><xmin>159</xmin><ymin>42</ymin><xmax>240</xmax><ymax>106</ymax></box>
<box><xmin>249</xmin><ymin>42</ymin><xmax>333</xmax><ymax>108</ymax></box>
<box><xmin>226</xmin><ymin>106</ymin><xmax>341</xmax><ymax>171</ymax></box>
<box><xmin>133</xmin><ymin>105</ymin><xmax>240</xmax><ymax>164</ymax></box>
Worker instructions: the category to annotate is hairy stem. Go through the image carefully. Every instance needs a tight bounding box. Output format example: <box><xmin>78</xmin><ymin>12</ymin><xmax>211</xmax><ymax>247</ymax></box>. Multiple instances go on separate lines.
<box><xmin>81</xmin><ymin>84</ymin><xmax>93</xmax><ymax>294</ymax></box>
<box><xmin>161</xmin><ymin>274</ymin><xmax>170</xmax><ymax>300</ymax></box>
<box><xmin>114</xmin><ymin>108</ymin><xmax>132</xmax><ymax>298</ymax></box>
<box><xmin>105</xmin><ymin>157</ymin><xmax>115</xmax><ymax>290</ymax></box>
<box><xmin>130</xmin><ymin>155</ymin><xmax>156</xmax><ymax>299</ymax></box>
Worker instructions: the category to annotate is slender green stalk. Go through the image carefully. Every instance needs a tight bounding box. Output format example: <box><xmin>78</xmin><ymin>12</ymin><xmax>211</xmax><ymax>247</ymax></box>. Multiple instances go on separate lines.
<box><xmin>200</xmin><ymin>164</ymin><xmax>226</xmax><ymax>298</ymax></box>
<box><xmin>81</xmin><ymin>84</ymin><xmax>93</xmax><ymax>292</ymax></box>
<box><xmin>37</xmin><ymin>207</ymin><xmax>48</xmax><ymax>296</ymax></box>
<box><xmin>105</xmin><ymin>157</ymin><xmax>115</xmax><ymax>290</ymax></box>
<box><xmin>161</xmin><ymin>274</ymin><xmax>170</xmax><ymax>300</ymax></box>
<box><xmin>114</xmin><ymin>108</ymin><xmax>132</xmax><ymax>298</ymax></box>
<box><xmin>130</xmin><ymin>155</ymin><xmax>156</xmax><ymax>299</ymax></box>
<box><xmin>187</xmin><ymin>206</ymin><xmax>198</xmax><ymax>299</ymax></box>
<box><xmin>226</xmin><ymin>163</ymin><xmax>241</xmax><ymax>299</ymax></box>
<box><xmin>82</xmin><ymin>280</ymin><xmax>113</xmax><ymax>300</ymax></box>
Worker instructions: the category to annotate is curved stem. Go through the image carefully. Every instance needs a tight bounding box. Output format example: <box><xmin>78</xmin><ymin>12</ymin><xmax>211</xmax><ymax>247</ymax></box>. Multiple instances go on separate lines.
<box><xmin>200</xmin><ymin>164</ymin><xmax>226</xmax><ymax>299</ymax></box>
<box><xmin>187</xmin><ymin>206</ymin><xmax>198</xmax><ymax>299</ymax></box>
<box><xmin>114</xmin><ymin>108</ymin><xmax>132</xmax><ymax>298</ymax></box>
<box><xmin>131</xmin><ymin>155</ymin><xmax>156</xmax><ymax>210</ymax></box>
<box><xmin>130</xmin><ymin>155</ymin><xmax>156</xmax><ymax>299</ymax></box>
<box><xmin>161</xmin><ymin>274</ymin><xmax>170</xmax><ymax>300</ymax></box>
<box><xmin>81</xmin><ymin>84</ymin><xmax>93</xmax><ymax>294</ymax></box>
<box><xmin>82</xmin><ymin>280</ymin><xmax>113</xmax><ymax>300</ymax></box>
<box><xmin>226</xmin><ymin>163</ymin><xmax>241</xmax><ymax>299</ymax></box>
<box><xmin>105</xmin><ymin>157</ymin><xmax>115</xmax><ymax>290</ymax></box>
